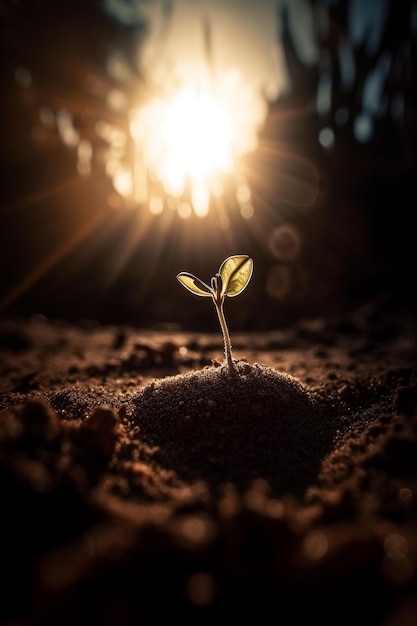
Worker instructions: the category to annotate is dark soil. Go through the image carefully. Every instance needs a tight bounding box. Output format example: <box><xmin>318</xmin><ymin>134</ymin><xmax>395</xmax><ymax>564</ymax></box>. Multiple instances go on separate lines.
<box><xmin>0</xmin><ymin>308</ymin><xmax>416</xmax><ymax>625</ymax></box>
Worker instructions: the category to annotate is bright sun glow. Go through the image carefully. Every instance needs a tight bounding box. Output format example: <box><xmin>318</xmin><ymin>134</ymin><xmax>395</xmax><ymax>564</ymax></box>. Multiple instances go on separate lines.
<box><xmin>127</xmin><ymin>71</ymin><xmax>267</xmax><ymax>217</ymax></box>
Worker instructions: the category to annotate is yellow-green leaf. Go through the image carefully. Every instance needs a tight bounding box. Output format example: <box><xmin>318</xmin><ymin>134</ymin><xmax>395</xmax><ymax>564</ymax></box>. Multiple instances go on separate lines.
<box><xmin>177</xmin><ymin>272</ymin><xmax>212</xmax><ymax>297</ymax></box>
<box><xmin>218</xmin><ymin>255</ymin><xmax>253</xmax><ymax>297</ymax></box>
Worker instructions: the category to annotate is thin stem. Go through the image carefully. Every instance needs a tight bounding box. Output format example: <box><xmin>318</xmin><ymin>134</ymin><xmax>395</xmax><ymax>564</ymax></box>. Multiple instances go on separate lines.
<box><xmin>214</xmin><ymin>298</ymin><xmax>236</xmax><ymax>373</ymax></box>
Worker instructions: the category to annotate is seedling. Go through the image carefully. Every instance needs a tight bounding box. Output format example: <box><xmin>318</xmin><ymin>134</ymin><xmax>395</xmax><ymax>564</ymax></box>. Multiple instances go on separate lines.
<box><xmin>177</xmin><ymin>254</ymin><xmax>253</xmax><ymax>373</ymax></box>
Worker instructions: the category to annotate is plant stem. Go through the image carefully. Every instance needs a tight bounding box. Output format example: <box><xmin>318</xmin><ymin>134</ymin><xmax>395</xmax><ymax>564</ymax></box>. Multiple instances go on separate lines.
<box><xmin>215</xmin><ymin>299</ymin><xmax>236</xmax><ymax>373</ymax></box>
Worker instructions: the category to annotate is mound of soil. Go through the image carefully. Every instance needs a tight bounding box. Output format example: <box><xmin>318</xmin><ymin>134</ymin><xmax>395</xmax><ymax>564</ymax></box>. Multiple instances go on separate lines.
<box><xmin>0</xmin><ymin>310</ymin><xmax>416</xmax><ymax>625</ymax></box>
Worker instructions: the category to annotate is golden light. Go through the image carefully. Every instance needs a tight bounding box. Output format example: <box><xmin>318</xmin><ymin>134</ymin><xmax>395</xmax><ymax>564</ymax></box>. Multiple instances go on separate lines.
<box><xmin>127</xmin><ymin>71</ymin><xmax>267</xmax><ymax>218</ymax></box>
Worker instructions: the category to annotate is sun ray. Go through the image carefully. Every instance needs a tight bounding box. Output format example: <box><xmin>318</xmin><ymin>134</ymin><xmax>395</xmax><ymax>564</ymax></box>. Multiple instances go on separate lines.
<box><xmin>1</xmin><ymin>173</ymin><xmax>92</xmax><ymax>218</ymax></box>
<box><xmin>0</xmin><ymin>207</ymin><xmax>108</xmax><ymax>313</ymax></box>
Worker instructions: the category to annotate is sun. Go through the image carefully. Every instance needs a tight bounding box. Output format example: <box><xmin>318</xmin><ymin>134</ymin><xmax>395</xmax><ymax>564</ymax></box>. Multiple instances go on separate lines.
<box><xmin>128</xmin><ymin>71</ymin><xmax>267</xmax><ymax>218</ymax></box>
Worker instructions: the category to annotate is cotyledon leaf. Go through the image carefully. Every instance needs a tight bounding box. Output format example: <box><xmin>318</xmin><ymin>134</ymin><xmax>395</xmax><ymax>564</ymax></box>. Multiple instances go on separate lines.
<box><xmin>218</xmin><ymin>255</ymin><xmax>253</xmax><ymax>298</ymax></box>
<box><xmin>176</xmin><ymin>255</ymin><xmax>254</xmax><ymax>372</ymax></box>
<box><xmin>176</xmin><ymin>272</ymin><xmax>213</xmax><ymax>297</ymax></box>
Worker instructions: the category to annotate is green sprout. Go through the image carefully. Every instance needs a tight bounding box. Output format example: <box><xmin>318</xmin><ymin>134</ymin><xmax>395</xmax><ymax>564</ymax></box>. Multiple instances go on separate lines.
<box><xmin>177</xmin><ymin>254</ymin><xmax>253</xmax><ymax>373</ymax></box>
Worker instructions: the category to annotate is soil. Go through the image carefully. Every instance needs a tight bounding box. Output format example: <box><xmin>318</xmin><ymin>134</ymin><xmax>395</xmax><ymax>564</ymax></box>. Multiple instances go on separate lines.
<box><xmin>1</xmin><ymin>306</ymin><xmax>416</xmax><ymax>625</ymax></box>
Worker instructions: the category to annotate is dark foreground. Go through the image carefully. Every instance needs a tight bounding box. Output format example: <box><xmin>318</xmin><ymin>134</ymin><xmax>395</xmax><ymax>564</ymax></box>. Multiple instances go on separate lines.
<box><xmin>0</xmin><ymin>308</ymin><xmax>416</xmax><ymax>625</ymax></box>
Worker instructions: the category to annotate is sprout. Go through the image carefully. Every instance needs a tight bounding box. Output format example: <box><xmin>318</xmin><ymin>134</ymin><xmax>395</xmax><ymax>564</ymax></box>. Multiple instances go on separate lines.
<box><xmin>177</xmin><ymin>255</ymin><xmax>253</xmax><ymax>373</ymax></box>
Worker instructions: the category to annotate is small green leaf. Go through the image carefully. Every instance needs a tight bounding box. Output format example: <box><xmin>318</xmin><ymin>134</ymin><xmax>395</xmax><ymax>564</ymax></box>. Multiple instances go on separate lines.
<box><xmin>177</xmin><ymin>272</ymin><xmax>212</xmax><ymax>297</ymax></box>
<box><xmin>218</xmin><ymin>255</ymin><xmax>253</xmax><ymax>297</ymax></box>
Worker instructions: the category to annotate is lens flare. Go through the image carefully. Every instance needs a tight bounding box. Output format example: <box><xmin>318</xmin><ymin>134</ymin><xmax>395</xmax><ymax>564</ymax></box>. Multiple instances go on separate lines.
<box><xmin>128</xmin><ymin>71</ymin><xmax>266</xmax><ymax>217</ymax></box>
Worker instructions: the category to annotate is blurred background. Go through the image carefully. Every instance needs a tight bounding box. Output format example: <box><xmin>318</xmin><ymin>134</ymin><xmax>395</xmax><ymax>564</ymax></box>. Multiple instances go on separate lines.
<box><xmin>0</xmin><ymin>0</ymin><xmax>416</xmax><ymax>332</ymax></box>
